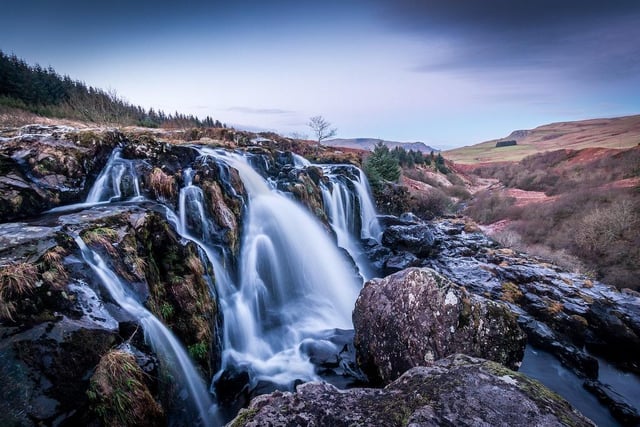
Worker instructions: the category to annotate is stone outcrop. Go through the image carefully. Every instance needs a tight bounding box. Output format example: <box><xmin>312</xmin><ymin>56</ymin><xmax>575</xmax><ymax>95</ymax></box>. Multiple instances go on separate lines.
<box><xmin>353</xmin><ymin>267</ymin><xmax>526</xmax><ymax>384</ymax></box>
<box><xmin>0</xmin><ymin>205</ymin><xmax>220</xmax><ymax>425</ymax></box>
<box><xmin>0</xmin><ymin>126</ymin><xmax>121</xmax><ymax>221</ymax></box>
<box><xmin>229</xmin><ymin>354</ymin><xmax>594</xmax><ymax>427</ymax></box>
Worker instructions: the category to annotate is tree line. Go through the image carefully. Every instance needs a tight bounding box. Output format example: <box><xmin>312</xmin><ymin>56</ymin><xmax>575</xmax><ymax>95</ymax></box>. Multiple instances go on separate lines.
<box><xmin>0</xmin><ymin>50</ymin><xmax>224</xmax><ymax>128</ymax></box>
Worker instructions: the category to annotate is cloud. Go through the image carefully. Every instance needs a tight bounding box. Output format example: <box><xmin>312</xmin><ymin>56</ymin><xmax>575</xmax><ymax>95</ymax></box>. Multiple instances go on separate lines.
<box><xmin>378</xmin><ymin>0</ymin><xmax>640</xmax><ymax>83</ymax></box>
<box><xmin>226</xmin><ymin>107</ymin><xmax>297</xmax><ymax>115</ymax></box>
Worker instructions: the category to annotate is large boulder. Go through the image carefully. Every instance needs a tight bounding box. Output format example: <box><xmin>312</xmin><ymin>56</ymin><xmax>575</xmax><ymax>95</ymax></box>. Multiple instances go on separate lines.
<box><xmin>353</xmin><ymin>267</ymin><xmax>526</xmax><ymax>384</ymax></box>
<box><xmin>229</xmin><ymin>354</ymin><xmax>594</xmax><ymax>427</ymax></box>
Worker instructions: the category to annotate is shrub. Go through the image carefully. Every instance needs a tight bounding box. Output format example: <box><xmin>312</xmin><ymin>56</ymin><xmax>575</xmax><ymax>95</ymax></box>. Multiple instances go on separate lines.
<box><xmin>408</xmin><ymin>188</ymin><xmax>453</xmax><ymax>219</ymax></box>
<box><xmin>464</xmin><ymin>190</ymin><xmax>516</xmax><ymax>224</ymax></box>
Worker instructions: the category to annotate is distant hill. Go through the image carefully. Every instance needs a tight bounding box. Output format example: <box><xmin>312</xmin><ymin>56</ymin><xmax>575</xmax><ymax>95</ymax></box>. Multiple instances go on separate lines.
<box><xmin>324</xmin><ymin>138</ymin><xmax>439</xmax><ymax>153</ymax></box>
<box><xmin>445</xmin><ymin>115</ymin><xmax>640</xmax><ymax>164</ymax></box>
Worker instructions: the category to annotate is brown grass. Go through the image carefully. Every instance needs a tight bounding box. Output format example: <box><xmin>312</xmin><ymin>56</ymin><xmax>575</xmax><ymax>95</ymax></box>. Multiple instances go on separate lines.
<box><xmin>0</xmin><ymin>262</ymin><xmax>39</xmax><ymax>320</ymax></box>
<box><xmin>81</xmin><ymin>227</ymin><xmax>119</xmax><ymax>256</ymax></box>
<box><xmin>148</xmin><ymin>168</ymin><xmax>176</xmax><ymax>200</ymax></box>
<box><xmin>501</xmin><ymin>281</ymin><xmax>524</xmax><ymax>303</ymax></box>
<box><xmin>87</xmin><ymin>350</ymin><xmax>164</xmax><ymax>426</ymax></box>
<box><xmin>547</xmin><ymin>301</ymin><xmax>564</xmax><ymax>316</ymax></box>
<box><xmin>39</xmin><ymin>246</ymin><xmax>68</xmax><ymax>289</ymax></box>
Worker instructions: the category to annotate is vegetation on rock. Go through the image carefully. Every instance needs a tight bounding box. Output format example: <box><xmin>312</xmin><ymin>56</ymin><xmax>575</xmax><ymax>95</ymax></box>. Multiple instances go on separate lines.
<box><xmin>87</xmin><ymin>350</ymin><xmax>165</xmax><ymax>427</ymax></box>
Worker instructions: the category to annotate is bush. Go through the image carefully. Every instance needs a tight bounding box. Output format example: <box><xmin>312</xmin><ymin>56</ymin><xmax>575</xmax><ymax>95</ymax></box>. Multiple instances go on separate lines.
<box><xmin>408</xmin><ymin>188</ymin><xmax>453</xmax><ymax>219</ymax></box>
<box><xmin>464</xmin><ymin>190</ymin><xmax>516</xmax><ymax>224</ymax></box>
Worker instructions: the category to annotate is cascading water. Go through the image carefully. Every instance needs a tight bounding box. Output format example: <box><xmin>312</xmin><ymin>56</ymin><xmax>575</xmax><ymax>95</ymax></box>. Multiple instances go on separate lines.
<box><xmin>320</xmin><ymin>165</ymin><xmax>381</xmax><ymax>280</ymax></box>
<box><xmin>57</xmin><ymin>145</ymin><xmax>381</xmax><ymax>424</ymax></box>
<box><xmin>196</xmin><ymin>148</ymin><xmax>362</xmax><ymax>388</ymax></box>
<box><xmin>48</xmin><ymin>147</ymin><xmax>143</xmax><ymax>213</ymax></box>
<box><xmin>86</xmin><ymin>148</ymin><xmax>142</xmax><ymax>203</ymax></box>
<box><xmin>74</xmin><ymin>236</ymin><xmax>219</xmax><ymax>427</ymax></box>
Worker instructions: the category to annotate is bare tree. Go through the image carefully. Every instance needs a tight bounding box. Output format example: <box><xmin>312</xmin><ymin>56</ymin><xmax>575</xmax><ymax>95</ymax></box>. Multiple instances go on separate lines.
<box><xmin>308</xmin><ymin>115</ymin><xmax>337</xmax><ymax>149</ymax></box>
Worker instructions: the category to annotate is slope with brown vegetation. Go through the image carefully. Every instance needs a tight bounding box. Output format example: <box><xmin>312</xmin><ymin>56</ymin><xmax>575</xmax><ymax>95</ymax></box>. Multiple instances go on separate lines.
<box><xmin>463</xmin><ymin>145</ymin><xmax>640</xmax><ymax>289</ymax></box>
<box><xmin>446</xmin><ymin>115</ymin><xmax>640</xmax><ymax>164</ymax></box>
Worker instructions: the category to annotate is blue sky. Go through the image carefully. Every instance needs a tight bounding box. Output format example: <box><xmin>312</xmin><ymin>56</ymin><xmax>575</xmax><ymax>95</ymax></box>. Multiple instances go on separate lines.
<box><xmin>2</xmin><ymin>0</ymin><xmax>639</xmax><ymax>148</ymax></box>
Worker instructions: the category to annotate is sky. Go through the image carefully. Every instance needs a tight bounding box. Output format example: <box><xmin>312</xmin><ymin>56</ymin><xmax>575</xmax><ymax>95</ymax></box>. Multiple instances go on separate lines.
<box><xmin>1</xmin><ymin>0</ymin><xmax>639</xmax><ymax>149</ymax></box>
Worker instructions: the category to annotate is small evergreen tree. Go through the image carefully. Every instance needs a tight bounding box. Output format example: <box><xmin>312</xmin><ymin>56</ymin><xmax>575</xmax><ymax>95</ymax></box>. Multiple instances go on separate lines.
<box><xmin>363</xmin><ymin>142</ymin><xmax>401</xmax><ymax>190</ymax></box>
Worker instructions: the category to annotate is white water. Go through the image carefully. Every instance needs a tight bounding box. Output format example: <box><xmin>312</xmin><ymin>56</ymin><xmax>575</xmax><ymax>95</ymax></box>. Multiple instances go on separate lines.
<box><xmin>47</xmin><ymin>148</ymin><xmax>143</xmax><ymax>213</ymax></box>
<box><xmin>74</xmin><ymin>236</ymin><xmax>219</xmax><ymax>427</ymax></box>
<box><xmin>320</xmin><ymin>165</ymin><xmax>381</xmax><ymax>280</ymax></box>
<box><xmin>60</xmin><ymin>146</ymin><xmax>380</xmax><ymax>421</ymax></box>
<box><xmin>195</xmin><ymin>148</ymin><xmax>361</xmax><ymax>386</ymax></box>
<box><xmin>86</xmin><ymin>148</ymin><xmax>142</xmax><ymax>203</ymax></box>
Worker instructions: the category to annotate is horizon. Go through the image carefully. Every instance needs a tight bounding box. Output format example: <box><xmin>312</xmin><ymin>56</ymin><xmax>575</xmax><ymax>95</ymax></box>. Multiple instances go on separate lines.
<box><xmin>2</xmin><ymin>1</ymin><xmax>639</xmax><ymax>149</ymax></box>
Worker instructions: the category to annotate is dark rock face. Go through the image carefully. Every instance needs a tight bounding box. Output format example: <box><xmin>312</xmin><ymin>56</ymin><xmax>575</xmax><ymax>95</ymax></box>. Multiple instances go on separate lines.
<box><xmin>353</xmin><ymin>267</ymin><xmax>526</xmax><ymax>384</ymax></box>
<box><xmin>381</xmin><ymin>223</ymin><xmax>435</xmax><ymax>257</ymax></box>
<box><xmin>0</xmin><ymin>204</ymin><xmax>221</xmax><ymax>426</ymax></box>
<box><xmin>0</xmin><ymin>126</ymin><xmax>122</xmax><ymax>221</ymax></box>
<box><xmin>229</xmin><ymin>354</ymin><xmax>594</xmax><ymax>427</ymax></box>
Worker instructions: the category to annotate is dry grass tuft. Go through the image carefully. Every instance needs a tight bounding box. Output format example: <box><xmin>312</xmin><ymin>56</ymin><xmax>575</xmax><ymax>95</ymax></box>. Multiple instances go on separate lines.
<box><xmin>87</xmin><ymin>350</ymin><xmax>165</xmax><ymax>426</ymax></box>
<box><xmin>39</xmin><ymin>246</ymin><xmax>68</xmax><ymax>288</ymax></box>
<box><xmin>148</xmin><ymin>168</ymin><xmax>176</xmax><ymax>200</ymax></box>
<box><xmin>0</xmin><ymin>262</ymin><xmax>39</xmax><ymax>320</ymax></box>
<box><xmin>547</xmin><ymin>301</ymin><xmax>564</xmax><ymax>316</ymax></box>
<box><xmin>82</xmin><ymin>227</ymin><xmax>119</xmax><ymax>256</ymax></box>
<box><xmin>186</xmin><ymin>255</ymin><xmax>204</xmax><ymax>276</ymax></box>
<box><xmin>500</xmin><ymin>281</ymin><xmax>523</xmax><ymax>303</ymax></box>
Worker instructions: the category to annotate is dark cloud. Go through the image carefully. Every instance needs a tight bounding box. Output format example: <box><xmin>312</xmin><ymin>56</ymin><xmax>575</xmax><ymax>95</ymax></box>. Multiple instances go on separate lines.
<box><xmin>380</xmin><ymin>0</ymin><xmax>640</xmax><ymax>81</ymax></box>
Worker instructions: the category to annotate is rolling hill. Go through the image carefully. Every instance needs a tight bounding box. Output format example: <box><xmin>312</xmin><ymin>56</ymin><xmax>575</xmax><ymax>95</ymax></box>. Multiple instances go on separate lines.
<box><xmin>324</xmin><ymin>138</ymin><xmax>439</xmax><ymax>153</ymax></box>
<box><xmin>445</xmin><ymin>115</ymin><xmax>640</xmax><ymax>164</ymax></box>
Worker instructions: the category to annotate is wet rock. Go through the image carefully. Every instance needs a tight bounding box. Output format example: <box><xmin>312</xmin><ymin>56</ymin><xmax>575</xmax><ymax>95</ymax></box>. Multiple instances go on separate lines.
<box><xmin>229</xmin><ymin>354</ymin><xmax>594</xmax><ymax>427</ymax></box>
<box><xmin>381</xmin><ymin>223</ymin><xmax>436</xmax><ymax>257</ymax></box>
<box><xmin>2</xmin><ymin>325</ymin><xmax>118</xmax><ymax>426</ymax></box>
<box><xmin>353</xmin><ymin>267</ymin><xmax>526</xmax><ymax>384</ymax></box>
<box><xmin>521</xmin><ymin>318</ymin><xmax>598</xmax><ymax>378</ymax></box>
<box><xmin>383</xmin><ymin>251</ymin><xmax>419</xmax><ymax>274</ymax></box>
<box><xmin>583</xmin><ymin>380</ymin><xmax>640</xmax><ymax>426</ymax></box>
<box><xmin>0</xmin><ymin>127</ymin><xmax>120</xmax><ymax>221</ymax></box>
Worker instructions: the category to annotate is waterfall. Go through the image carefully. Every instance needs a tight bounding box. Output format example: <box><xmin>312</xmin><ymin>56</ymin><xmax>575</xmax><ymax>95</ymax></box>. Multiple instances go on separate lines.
<box><xmin>320</xmin><ymin>165</ymin><xmax>381</xmax><ymax>280</ymax></box>
<box><xmin>86</xmin><ymin>148</ymin><xmax>142</xmax><ymax>203</ymax></box>
<box><xmin>47</xmin><ymin>148</ymin><xmax>143</xmax><ymax>213</ymax></box>
<box><xmin>60</xmin><ymin>145</ymin><xmax>382</xmax><ymax>422</ymax></box>
<box><xmin>195</xmin><ymin>148</ymin><xmax>361</xmax><ymax>387</ymax></box>
<box><xmin>355</xmin><ymin>168</ymin><xmax>382</xmax><ymax>241</ymax></box>
<box><xmin>178</xmin><ymin>168</ymin><xmax>215</xmax><ymax>241</ymax></box>
<box><xmin>74</xmin><ymin>236</ymin><xmax>219</xmax><ymax>427</ymax></box>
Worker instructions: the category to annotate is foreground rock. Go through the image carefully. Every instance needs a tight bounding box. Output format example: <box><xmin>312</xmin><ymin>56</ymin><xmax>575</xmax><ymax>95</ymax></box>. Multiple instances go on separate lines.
<box><xmin>229</xmin><ymin>354</ymin><xmax>594</xmax><ymax>427</ymax></box>
<box><xmin>353</xmin><ymin>267</ymin><xmax>526</xmax><ymax>384</ymax></box>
